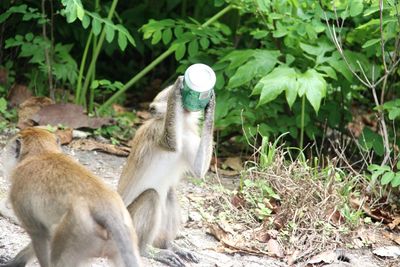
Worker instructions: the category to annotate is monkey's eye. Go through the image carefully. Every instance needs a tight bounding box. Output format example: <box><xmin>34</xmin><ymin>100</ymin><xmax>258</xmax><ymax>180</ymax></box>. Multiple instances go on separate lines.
<box><xmin>149</xmin><ymin>106</ymin><xmax>156</xmax><ymax>114</ymax></box>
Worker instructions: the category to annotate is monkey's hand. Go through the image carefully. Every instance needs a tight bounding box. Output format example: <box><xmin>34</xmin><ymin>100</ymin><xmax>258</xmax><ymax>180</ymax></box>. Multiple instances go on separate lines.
<box><xmin>170</xmin><ymin>242</ymin><xmax>199</xmax><ymax>263</ymax></box>
<box><xmin>145</xmin><ymin>246</ymin><xmax>186</xmax><ymax>267</ymax></box>
<box><xmin>192</xmin><ymin>90</ymin><xmax>215</xmax><ymax>179</ymax></box>
<box><xmin>160</xmin><ymin>76</ymin><xmax>184</xmax><ymax>151</ymax></box>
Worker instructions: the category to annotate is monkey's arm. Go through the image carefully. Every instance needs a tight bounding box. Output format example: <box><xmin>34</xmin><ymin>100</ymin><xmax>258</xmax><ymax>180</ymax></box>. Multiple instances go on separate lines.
<box><xmin>159</xmin><ymin>77</ymin><xmax>184</xmax><ymax>151</ymax></box>
<box><xmin>192</xmin><ymin>91</ymin><xmax>215</xmax><ymax>179</ymax></box>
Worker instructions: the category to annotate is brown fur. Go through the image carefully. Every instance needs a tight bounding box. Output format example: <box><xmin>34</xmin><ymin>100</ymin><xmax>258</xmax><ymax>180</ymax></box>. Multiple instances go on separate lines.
<box><xmin>117</xmin><ymin>77</ymin><xmax>215</xmax><ymax>267</ymax></box>
<box><xmin>1</xmin><ymin>128</ymin><xmax>142</xmax><ymax>267</ymax></box>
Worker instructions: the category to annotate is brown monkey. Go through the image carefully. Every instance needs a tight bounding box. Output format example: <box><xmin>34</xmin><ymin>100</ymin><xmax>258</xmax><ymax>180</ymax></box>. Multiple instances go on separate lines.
<box><xmin>0</xmin><ymin>128</ymin><xmax>142</xmax><ymax>267</ymax></box>
<box><xmin>117</xmin><ymin>76</ymin><xmax>215</xmax><ymax>267</ymax></box>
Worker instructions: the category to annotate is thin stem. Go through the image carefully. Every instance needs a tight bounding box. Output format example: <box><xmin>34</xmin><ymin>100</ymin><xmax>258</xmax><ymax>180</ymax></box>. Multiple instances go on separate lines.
<box><xmin>42</xmin><ymin>0</ymin><xmax>54</xmax><ymax>100</ymax></box>
<box><xmin>98</xmin><ymin>4</ymin><xmax>234</xmax><ymax>113</ymax></box>
<box><xmin>300</xmin><ymin>95</ymin><xmax>305</xmax><ymax>150</ymax></box>
<box><xmin>80</xmin><ymin>0</ymin><xmax>119</xmax><ymax>107</ymax></box>
<box><xmin>75</xmin><ymin>32</ymin><xmax>93</xmax><ymax>104</ymax></box>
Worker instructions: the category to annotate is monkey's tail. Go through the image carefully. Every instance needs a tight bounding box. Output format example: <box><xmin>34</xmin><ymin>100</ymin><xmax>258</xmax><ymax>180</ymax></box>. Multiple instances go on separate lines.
<box><xmin>0</xmin><ymin>243</ymin><xmax>34</xmax><ymax>267</ymax></box>
<box><xmin>92</xmin><ymin>209</ymin><xmax>142</xmax><ymax>267</ymax></box>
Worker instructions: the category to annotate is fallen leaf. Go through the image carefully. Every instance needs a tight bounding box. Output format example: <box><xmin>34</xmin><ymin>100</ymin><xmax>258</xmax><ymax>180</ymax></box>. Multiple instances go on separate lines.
<box><xmin>389</xmin><ymin>217</ymin><xmax>400</xmax><ymax>230</ymax></box>
<box><xmin>210</xmin><ymin>165</ymin><xmax>239</xmax><ymax>176</ymax></box>
<box><xmin>266</xmin><ymin>239</ymin><xmax>284</xmax><ymax>258</ymax></box>
<box><xmin>307</xmin><ymin>250</ymin><xmax>337</xmax><ymax>264</ymax></box>
<box><xmin>17</xmin><ymin>97</ymin><xmax>54</xmax><ymax>128</ymax></box>
<box><xmin>136</xmin><ymin>110</ymin><xmax>151</xmax><ymax>120</ymax></box>
<box><xmin>7</xmin><ymin>84</ymin><xmax>33</xmax><ymax>107</ymax></box>
<box><xmin>55</xmin><ymin>128</ymin><xmax>73</xmax><ymax>145</ymax></box>
<box><xmin>112</xmin><ymin>104</ymin><xmax>128</xmax><ymax>114</ymax></box>
<box><xmin>286</xmin><ymin>250</ymin><xmax>301</xmax><ymax>266</ymax></box>
<box><xmin>373</xmin><ymin>246</ymin><xmax>400</xmax><ymax>258</ymax></box>
<box><xmin>383</xmin><ymin>232</ymin><xmax>400</xmax><ymax>246</ymax></box>
<box><xmin>223</xmin><ymin>157</ymin><xmax>243</xmax><ymax>171</ymax></box>
<box><xmin>207</xmin><ymin>223</ymin><xmax>271</xmax><ymax>257</ymax></box>
<box><xmin>230</xmin><ymin>194</ymin><xmax>245</xmax><ymax>208</ymax></box>
<box><xmin>32</xmin><ymin>103</ymin><xmax>112</xmax><ymax>129</ymax></box>
<box><xmin>69</xmin><ymin>139</ymin><xmax>130</xmax><ymax>156</ymax></box>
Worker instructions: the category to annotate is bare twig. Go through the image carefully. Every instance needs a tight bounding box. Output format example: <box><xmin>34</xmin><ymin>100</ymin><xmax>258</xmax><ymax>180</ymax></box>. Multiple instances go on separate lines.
<box><xmin>323</xmin><ymin>7</ymin><xmax>393</xmax><ymax>169</ymax></box>
<box><xmin>41</xmin><ymin>0</ymin><xmax>54</xmax><ymax>100</ymax></box>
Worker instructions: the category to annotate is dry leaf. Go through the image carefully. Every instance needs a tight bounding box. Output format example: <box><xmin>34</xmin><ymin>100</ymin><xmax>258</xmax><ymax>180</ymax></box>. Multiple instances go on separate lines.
<box><xmin>112</xmin><ymin>104</ymin><xmax>128</xmax><ymax>114</ymax></box>
<box><xmin>307</xmin><ymin>250</ymin><xmax>337</xmax><ymax>264</ymax></box>
<box><xmin>55</xmin><ymin>128</ymin><xmax>73</xmax><ymax>145</ymax></box>
<box><xmin>32</xmin><ymin>103</ymin><xmax>112</xmax><ymax>129</ymax></box>
<box><xmin>266</xmin><ymin>239</ymin><xmax>284</xmax><ymax>258</ymax></box>
<box><xmin>207</xmin><ymin>223</ymin><xmax>270</xmax><ymax>257</ymax></box>
<box><xmin>7</xmin><ymin>84</ymin><xmax>32</xmax><ymax>107</ymax></box>
<box><xmin>69</xmin><ymin>139</ymin><xmax>130</xmax><ymax>156</ymax></box>
<box><xmin>136</xmin><ymin>110</ymin><xmax>151</xmax><ymax>120</ymax></box>
<box><xmin>224</xmin><ymin>157</ymin><xmax>243</xmax><ymax>171</ymax></box>
<box><xmin>382</xmin><ymin>232</ymin><xmax>400</xmax><ymax>246</ymax></box>
<box><xmin>389</xmin><ymin>217</ymin><xmax>400</xmax><ymax>230</ymax></box>
<box><xmin>17</xmin><ymin>97</ymin><xmax>54</xmax><ymax>128</ymax></box>
<box><xmin>373</xmin><ymin>246</ymin><xmax>400</xmax><ymax>258</ymax></box>
<box><xmin>286</xmin><ymin>250</ymin><xmax>301</xmax><ymax>266</ymax></box>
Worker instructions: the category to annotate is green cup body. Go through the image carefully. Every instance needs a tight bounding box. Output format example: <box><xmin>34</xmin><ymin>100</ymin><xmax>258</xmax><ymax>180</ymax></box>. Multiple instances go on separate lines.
<box><xmin>181</xmin><ymin>82</ymin><xmax>211</xmax><ymax>111</ymax></box>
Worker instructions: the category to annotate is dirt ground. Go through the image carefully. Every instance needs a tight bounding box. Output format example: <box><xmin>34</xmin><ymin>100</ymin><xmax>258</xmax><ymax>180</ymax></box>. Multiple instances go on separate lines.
<box><xmin>0</xmin><ymin>131</ymin><xmax>285</xmax><ymax>267</ymax></box>
<box><xmin>0</xmin><ymin>132</ymin><xmax>398</xmax><ymax>267</ymax></box>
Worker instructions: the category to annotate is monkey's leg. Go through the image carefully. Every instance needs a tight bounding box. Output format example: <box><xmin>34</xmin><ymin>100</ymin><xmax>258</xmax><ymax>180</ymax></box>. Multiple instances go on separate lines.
<box><xmin>29</xmin><ymin>233</ymin><xmax>50</xmax><ymax>267</ymax></box>
<box><xmin>50</xmin><ymin>205</ymin><xmax>97</xmax><ymax>267</ymax></box>
<box><xmin>127</xmin><ymin>189</ymin><xmax>186</xmax><ymax>267</ymax></box>
<box><xmin>153</xmin><ymin>188</ymin><xmax>199</xmax><ymax>263</ymax></box>
<box><xmin>0</xmin><ymin>243</ymin><xmax>34</xmax><ymax>267</ymax></box>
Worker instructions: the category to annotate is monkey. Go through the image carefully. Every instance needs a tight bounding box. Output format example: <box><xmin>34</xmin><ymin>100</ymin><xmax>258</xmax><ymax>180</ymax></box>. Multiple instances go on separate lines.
<box><xmin>117</xmin><ymin>76</ymin><xmax>215</xmax><ymax>267</ymax></box>
<box><xmin>0</xmin><ymin>128</ymin><xmax>142</xmax><ymax>267</ymax></box>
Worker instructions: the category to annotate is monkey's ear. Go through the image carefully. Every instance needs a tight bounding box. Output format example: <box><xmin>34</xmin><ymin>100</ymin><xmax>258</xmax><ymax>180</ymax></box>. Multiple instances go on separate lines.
<box><xmin>14</xmin><ymin>138</ymin><xmax>21</xmax><ymax>159</ymax></box>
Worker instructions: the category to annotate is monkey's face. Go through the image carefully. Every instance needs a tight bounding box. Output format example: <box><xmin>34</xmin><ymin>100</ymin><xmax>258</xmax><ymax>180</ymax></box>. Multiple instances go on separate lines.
<box><xmin>1</xmin><ymin>128</ymin><xmax>61</xmax><ymax>174</ymax></box>
<box><xmin>0</xmin><ymin>135</ymin><xmax>21</xmax><ymax>178</ymax></box>
<box><xmin>148</xmin><ymin>85</ymin><xmax>173</xmax><ymax>118</ymax></box>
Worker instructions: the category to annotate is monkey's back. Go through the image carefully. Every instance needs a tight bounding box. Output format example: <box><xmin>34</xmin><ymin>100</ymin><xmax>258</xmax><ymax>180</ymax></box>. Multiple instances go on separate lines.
<box><xmin>10</xmin><ymin>152</ymin><xmax>123</xmax><ymax>229</ymax></box>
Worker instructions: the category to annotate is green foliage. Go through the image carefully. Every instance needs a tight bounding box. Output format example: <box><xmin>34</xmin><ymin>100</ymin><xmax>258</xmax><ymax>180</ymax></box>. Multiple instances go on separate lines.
<box><xmin>240</xmin><ymin>178</ymin><xmax>280</xmax><ymax>221</ymax></box>
<box><xmin>368</xmin><ymin>163</ymin><xmax>400</xmax><ymax>188</ymax></box>
<box><xmin>60</xmin><ymin>0</ymin><xmax>135</xmax><ymax>51</ymax></box>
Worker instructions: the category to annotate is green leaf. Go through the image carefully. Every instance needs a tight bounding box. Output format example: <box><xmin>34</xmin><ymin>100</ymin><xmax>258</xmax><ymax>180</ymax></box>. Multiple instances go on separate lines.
<box><xmin>317</xmin><ymin>66</ymin><xmax>337</xmax><ymax>80</ymax></box>
<box><xmin>151</xmin><ymin>30</ymin><xmax>162</xmax><ymax>45</ymax></box>
<box><xmin>81</xmin><ymin>14</ymin><xmax>90</xmax><ymax>29</ymax></box>
<box><xmin>117</xmin><ymin>31</ymin><xmax>127</xmax><ymax>51</ymax></box>
<box><xmin>328</xmin><ymin>56</ymin><xmax>353</xmax><ymax>82</ymax></box>
<box><xmin>391</xmin><ymin>173</ymin><xmax>400</xmax><ymax>187</ymax></box>
<box><xmin>397</xmin><ymin>161</ymin><xmax>400</xmax><ymax>170</ymax></box>
<box><xmin>162</xmin><ymin>28</ymin><xmax>172</xmax><ymax>45</ymax></box>
<box><xmin>200</xmin><ymin>38</ymin><xmax>209</xmax><ymax>49</ymax></box>
<box><xmin>362</xmin><ymin>38</ymin><xmax>380</xmax><ymax>48</ymax></box>
<box><xmin>76</xmin><ymin>5</ymin><xmax>84</xmax><ymax>21</ymax></box>
<box><xmin>92</xmin><ymin>18</ymin><xmax>102</xmax><ymax>35</ymax></box>
<box><xmin>175</xmin><ymin>43</ymin><xmax>186</xmax><ymax>61</ymax></box>
<box><xmin>253</xmin><ymin>67</ymin><xmax>297</xmax><ymax>106</ymax></box>
<box><xmin>105</xmin><ymin>24</ymin><xmax>115</xmax><ymax>43</ymax></box>
<box><xmin>188</xmin><ymin>40</ymin><xmax>199</xmax><ymax>57</ymax></box>
<box><xmin>297</xmin><ymin>69</ymin><xmax>326</xmax><ymax>113</ymax></box>
<box><xmin>227</xmin><ymin>50</ymin><xmax>280</xmax><ymax>89</ymax></box>
<box><xmin>381</xmin><ymin>171</ymin><xmax>394</xmax><ymax>185</ymax></box>
<box><xmin>0</xmin><ymin>98</ymin><xmax>7</xmax><ymax>113</ymax></box>
<box><xmin>350</xmin><ymin>0</ymin><xmax>363</xmax><ymax>17</ymax></box>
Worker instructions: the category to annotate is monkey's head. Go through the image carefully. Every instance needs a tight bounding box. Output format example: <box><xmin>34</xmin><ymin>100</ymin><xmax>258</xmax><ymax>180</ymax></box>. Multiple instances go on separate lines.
<box><xmin>0</xmin><ymin>128</ymin><xmax>61</xmax><ymax>176</ymax></box>
<box><xmin>148</xmin><ymin>85</ymin><xmax>173</xmax><ymax>118</ymax></box>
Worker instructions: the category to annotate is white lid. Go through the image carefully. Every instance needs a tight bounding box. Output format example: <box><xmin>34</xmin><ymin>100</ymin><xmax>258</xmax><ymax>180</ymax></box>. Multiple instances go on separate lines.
<box><xmin>184</xmin><ymin>63</ymin><xmax>216</xmax><ymax>92</ymax></box>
